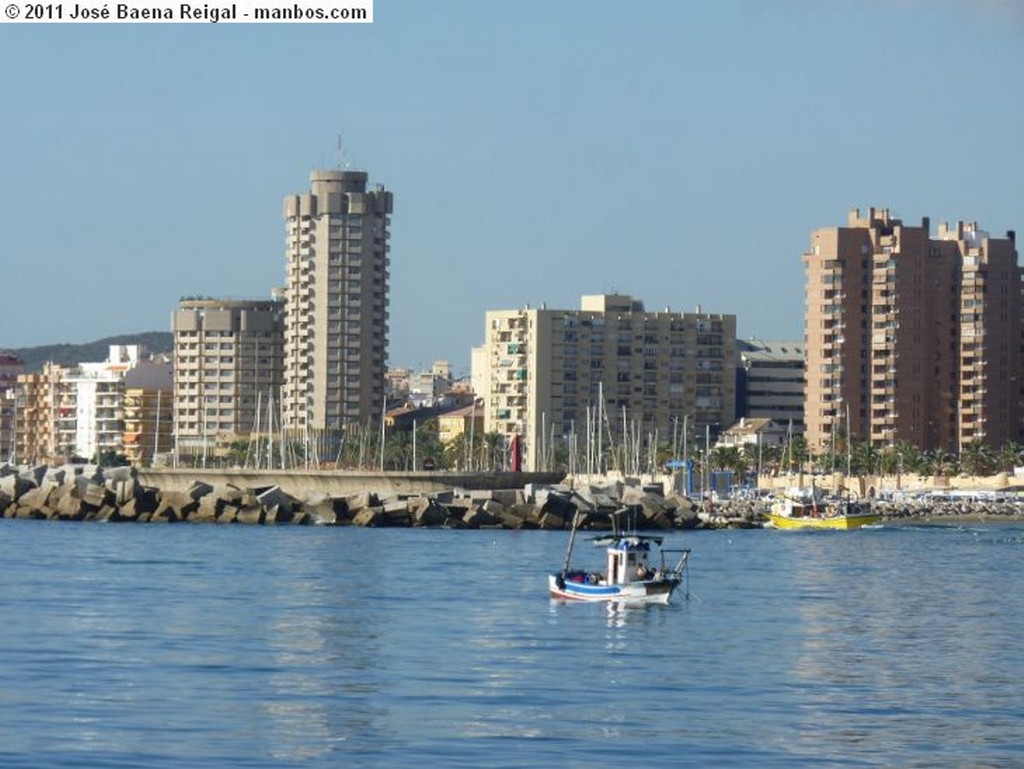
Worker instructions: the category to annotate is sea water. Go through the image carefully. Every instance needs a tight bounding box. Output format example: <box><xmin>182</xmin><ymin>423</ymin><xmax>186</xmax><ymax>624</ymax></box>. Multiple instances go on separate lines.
<box><xmin>0</xmin><ymin>520</ymin><xmax>1021</xmax><ymax>768</ymax></box>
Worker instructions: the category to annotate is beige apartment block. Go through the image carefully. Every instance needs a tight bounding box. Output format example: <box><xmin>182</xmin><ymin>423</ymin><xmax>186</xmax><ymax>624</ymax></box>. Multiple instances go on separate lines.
<box><xmin>14</xmin><ymin>364</ymin><xmax>61</xmax><ymax>464</ymax></box>
<box><xmin>122</xmin><ymin>358</ymin><xmax>174</xmax><ymax>467</ymax></box>
<box><xmin>803</xmin><ymin>208</ymin><xmax>1021</xmax><ymax>454</ymax></box>
<box><xmin>481</xmin><ymin>294</ymin><xmax>736</xmax><ymax>472</ymax></box>
<box><xmin>282</xmin><ymin>170</ymin><xmax>393</xmax><ymax>447</ymax></box>
<box><xmin>936</xmin><ymin>220</ymin><xmax>1022</xmax><ymax>450</ymax></box>
<box><xmin>172</xmin><ymin>299</ymin><xmax>284</xmax><ymax>460</ymax></box>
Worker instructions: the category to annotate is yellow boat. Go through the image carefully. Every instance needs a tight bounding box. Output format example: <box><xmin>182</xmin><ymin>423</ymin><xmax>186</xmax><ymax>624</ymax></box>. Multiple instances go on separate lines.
<box><xmin>766</xmin><ymin>490</ymin><xmax>882</xmax><ymax>530</ymax></box>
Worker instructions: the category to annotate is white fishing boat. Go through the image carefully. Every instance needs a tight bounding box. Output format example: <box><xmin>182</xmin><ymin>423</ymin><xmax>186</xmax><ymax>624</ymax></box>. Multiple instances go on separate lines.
<box><xmin>548</xmin><ymin>511</ymin><xmax>690</xmax><ymax>604</ymax></box>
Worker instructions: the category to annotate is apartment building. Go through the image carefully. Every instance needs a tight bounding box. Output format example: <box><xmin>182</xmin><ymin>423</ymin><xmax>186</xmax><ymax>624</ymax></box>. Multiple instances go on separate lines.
<box><xmin>803</xmin><ymin>208</ymin><xmax>1021</xmax><ymax>453</ymax></box>
<box><xmin>15</xmin><ymin>364</ymin><xmax>61</xmax><ymax>464</ymax></box>
<box><xmin>735</xmin><ymin>339</ymin><xmax>805</xmax><ymax>434</ymax></box>
<box><xmin>0</xmin><ymin>353</ymin><xmax>24</xmax><ymax>462</ymax></box>
<box><xmin>480</xmin><ymin>294</ymin><xmax>736</xmax><ymax>472</ymax></box>
<box><xmin>14</xmin><ymin>346</ymin><xmax>143</xmax><ymax>463</ymax></box>
<box><xmin>282</xmin><ymin>169</ymin><xmax>393</xmax><ymax>446</ymax></box>
<box><xmin>171</xmin><ymin>298</ymin><xmax>284</xmax><ymax>460</ymax></box>
<box><xmin>936</xmin><ymin>220</ymin><xmax>1022</xmax><ymax>450</ymax></box>
<box><xmin>122</xmin><ymin>357</ymin><xmax>174</xmax><ymax>467</ymax></box>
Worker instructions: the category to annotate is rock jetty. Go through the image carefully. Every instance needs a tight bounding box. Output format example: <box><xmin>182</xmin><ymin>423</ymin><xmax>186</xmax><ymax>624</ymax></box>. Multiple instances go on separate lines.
<box><xmin>6</xmin><ymin>464</ymin><xmax>1020</xmax><ymax>528</ymax></box>
<box><xmin>0</xmin><ymin>463</ymin><xmax>761</xmax><ymax>530</ymax></box>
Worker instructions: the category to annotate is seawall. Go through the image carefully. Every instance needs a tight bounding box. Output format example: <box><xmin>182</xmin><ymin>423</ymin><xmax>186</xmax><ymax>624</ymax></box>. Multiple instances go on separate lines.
<box><xmin>136</xmin><ymin>468</ymin><xmax>566</xmax><ymax>498</ymax></box>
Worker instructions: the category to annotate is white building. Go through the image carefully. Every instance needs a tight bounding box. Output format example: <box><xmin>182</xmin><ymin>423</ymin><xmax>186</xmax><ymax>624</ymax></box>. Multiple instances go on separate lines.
<box><xmin>55</xmin><ymin>345</ymin><xmax>142</xmax><ymax>461</ymax></box>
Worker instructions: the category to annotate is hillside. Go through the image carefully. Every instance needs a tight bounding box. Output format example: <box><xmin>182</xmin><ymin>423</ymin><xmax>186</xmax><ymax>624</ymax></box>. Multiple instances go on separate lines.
<box><xmin>7</xmin><ymin>332</ymin><xmax>174</xmax><ymax>372</ymax></box>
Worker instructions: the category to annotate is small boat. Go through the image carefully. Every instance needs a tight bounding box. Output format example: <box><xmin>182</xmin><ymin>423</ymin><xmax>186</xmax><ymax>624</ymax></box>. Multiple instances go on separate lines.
<box><xmin>548</xmin><ymin>511</ymin><xmax>690</xmax><ymax>604</ymax></box>
<box><xmin>766</xmin><ymin>487</ymin><xmax>881</xmax><ymax>530</ymax></box>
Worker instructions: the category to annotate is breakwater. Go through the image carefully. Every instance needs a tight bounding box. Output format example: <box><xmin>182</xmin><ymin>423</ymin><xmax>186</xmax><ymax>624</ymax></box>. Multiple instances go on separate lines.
<box><xmin>4</xmin><ymin>463</ymin><xmax>1023</xmax><ymax>528</ymax></box>
<box><xmin>0</xmin><ymin>463</ymin><xmax>741</xmax><ymax>529</ymax></box>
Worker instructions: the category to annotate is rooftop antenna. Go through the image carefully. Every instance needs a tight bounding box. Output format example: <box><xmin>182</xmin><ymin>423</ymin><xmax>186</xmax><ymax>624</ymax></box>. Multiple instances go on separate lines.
<box><xmin>336</xmin><ymin>133</ymin><xmax>351</xmax><ymax>170</ymax></box>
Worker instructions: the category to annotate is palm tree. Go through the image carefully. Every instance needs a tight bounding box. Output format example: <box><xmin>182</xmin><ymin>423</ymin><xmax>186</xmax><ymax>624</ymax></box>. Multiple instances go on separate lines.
<box><xmin>850</xmin><ymin>441</ymin><xmax>879</xmax><ymax>476</ymax></box>
<box><xmin>922</xmin><ymin>447</ymin><xmax>956</xmax><ymax>476</ymax></box>
<box><xmin>960</xmin><ymin>440</ymin><xmax>997</xmax><ymax>477</ymax></box>
<box><xmin>998</xmin><ymin>441</ymin><xmax>1023</xmax><ymax>473</ymax></box>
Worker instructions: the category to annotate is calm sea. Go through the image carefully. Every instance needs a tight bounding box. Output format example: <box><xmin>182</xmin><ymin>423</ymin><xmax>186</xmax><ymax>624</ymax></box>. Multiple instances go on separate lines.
<box><xmin>0</xmin><ymin>519</ymin><xmax>1021</xmax><ymax>768</ymax></box>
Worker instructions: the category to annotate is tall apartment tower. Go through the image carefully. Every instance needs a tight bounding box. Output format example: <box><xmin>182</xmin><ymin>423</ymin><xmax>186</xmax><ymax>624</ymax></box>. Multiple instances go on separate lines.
<box><xmin>803</xmin><ymin>208</ymin><xmax>1021</xmax><ymax>454</ymax></box>
<box><xmin>482</xmin><ymin>294</ymin><xmax>736</xmax><ymax>472</ymax></box>
<box><xmin>282</xmin><ymin>170</ymin><xmax>393</xmax><ymax>445</ymax></box>
<box><xmin>172</xmin><ymin>299</ymin><xmax>285</xmax><ymax>460</ymax></box>
<box><xmin>936</xmin><ymin>220</ymin><xmax>1021</xmax><ymax>450</ymax></box>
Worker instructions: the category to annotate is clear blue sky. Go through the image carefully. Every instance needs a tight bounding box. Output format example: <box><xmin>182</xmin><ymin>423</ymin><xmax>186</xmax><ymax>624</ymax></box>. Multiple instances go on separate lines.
<box><xmin>2</xmin><ymin>1</ymin><xmax>1022</xmax><ymax>374</ymax></box>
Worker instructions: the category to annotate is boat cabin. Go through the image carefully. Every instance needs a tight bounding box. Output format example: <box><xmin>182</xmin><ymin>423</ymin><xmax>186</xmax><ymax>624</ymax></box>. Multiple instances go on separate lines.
<box><xmin>606</xmin><ymin>536</ymin><xmax>658</xmax><ymax>584</ymax></box>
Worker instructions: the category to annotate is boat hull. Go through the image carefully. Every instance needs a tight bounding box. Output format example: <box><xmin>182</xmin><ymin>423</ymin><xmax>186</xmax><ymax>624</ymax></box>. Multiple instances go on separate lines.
<box><xmin>765</xmin><ymin>512</ymin><xmax>882</xmax><ymax>530</ymax></box>
<box><xmin>548</xmin><ymin>574</ymin><xmax>678</xmax><ymax>604</ymax></box>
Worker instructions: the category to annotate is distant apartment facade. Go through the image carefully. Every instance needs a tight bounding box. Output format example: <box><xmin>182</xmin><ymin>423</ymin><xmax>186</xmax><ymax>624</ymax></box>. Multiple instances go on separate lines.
<box><xmin>0</xmin><ymin>353</ymin><xmax>25</xmax><ymax>462</ymax></box>
<box><xmin>803</xmin><ymin>208</ymin><xmax>1021</xmax><ymax>453</ymax></box>
<box><xmin>282</xmin><ymin>170</ymin><xmax>393</xmax><ymax>445</ymax></box>
<box><xmin>736</xmin><ymin>339</ymin><xmax>805</xmax><ymax>434</ymax></box>
<box><xmin>172</xmin><ymin>298</ymin><xmax>284</xmax><ymax>459</ymax></box>
<box><xmin>14</xmin><ymin>346</ymin><xmax>143</xmax><ymax>463</ymax></box>
<box><xmin>122</xmin><ymin>357</ymin><xmax>174</xmax><ymax>467</ymax></box>
<box><xmin>480</xmin><ymin>294</ymin><xmax>736</xmax><ymax>471</ymax></box>
<box><xmin>15</xmin><ymin>364</ymin><xmax>60</xmax><ymax>464</ymax></box>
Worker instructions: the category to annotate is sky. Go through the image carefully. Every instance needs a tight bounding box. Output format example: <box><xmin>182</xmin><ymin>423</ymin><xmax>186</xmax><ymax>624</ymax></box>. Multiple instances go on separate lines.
<box><xmin>1</xmin><ymin>0</ymin><xmax>1022</xmax><ymax>375</ymax></box>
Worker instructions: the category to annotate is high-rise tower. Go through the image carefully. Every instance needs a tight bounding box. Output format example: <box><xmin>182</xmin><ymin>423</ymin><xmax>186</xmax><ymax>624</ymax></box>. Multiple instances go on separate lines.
<box><xmin>803</xmin><ymin>208</ymin><xmax>1020</xmax><ymax>454</ymax></box>
<box><xmin>282</xmin><ymin>170</ymin><xmax>393</xmax><ymax>445</ymax></box>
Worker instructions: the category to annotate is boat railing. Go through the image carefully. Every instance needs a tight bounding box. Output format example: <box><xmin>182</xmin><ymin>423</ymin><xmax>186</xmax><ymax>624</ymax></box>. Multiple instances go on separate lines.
<box><xmin>661</xmin><ymin>548</ymin><xmax>691</xmax><ymax>579</ymax></box>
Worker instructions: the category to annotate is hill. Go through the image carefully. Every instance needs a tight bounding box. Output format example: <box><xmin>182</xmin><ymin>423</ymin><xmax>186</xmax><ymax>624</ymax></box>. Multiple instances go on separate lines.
<box><xmin>6</xmin><ymin>332</ymin><xmax>174</xmax><ymax>372</ymax></box>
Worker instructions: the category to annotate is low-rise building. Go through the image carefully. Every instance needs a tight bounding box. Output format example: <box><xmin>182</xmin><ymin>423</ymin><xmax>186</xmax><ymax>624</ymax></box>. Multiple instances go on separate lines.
<box><xmin>437</xmin><ymin>401</ymin><xmax>484</xmax><ymax>445</ymax></box>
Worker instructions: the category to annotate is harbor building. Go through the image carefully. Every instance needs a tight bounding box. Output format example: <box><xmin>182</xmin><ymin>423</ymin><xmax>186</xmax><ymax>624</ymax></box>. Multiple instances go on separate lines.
<box><xmin>282</xmin><ymin>169</ymin><xmax>393</xmax><ymax>450</ymax></box>
<box><xmin>479</xmin><ymin>294</ymin><xmax>736</xmax><ymax>472</ymax></box>
<box><xmin>803</xmin><ymin>208</ymin><xmax>1021</xmax><ymax>453</ymax></box>
<box><xmin>171</xmin><ymin>298</ymin><xmax>285</xmax><ymax>462</ymax></box>
<box><xmin>735</xmin><ymin>339</ymin><xmax>805</xmax><ymax>434</ymax></box>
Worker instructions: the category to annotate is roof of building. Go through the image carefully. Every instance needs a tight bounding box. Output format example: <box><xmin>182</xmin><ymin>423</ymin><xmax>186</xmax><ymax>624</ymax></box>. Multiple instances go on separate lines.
<box><xmin>737</xmin><ymin>339</ymin><xmax>805</xmax><ymax>361</ymax></box>
<box><xmin>438</xmin><ymin>402</ymin><xmax>483</xmax><ymax>419</ymax></box>
<box><xmin>123</xmin><ymin>360</ymin><xmax>174</xmax><ymax>390</ymax></box>
<box><xmin>722</xmin><ymin>417</ymin><xmax>779</xmax><ymax>436</ymax></box>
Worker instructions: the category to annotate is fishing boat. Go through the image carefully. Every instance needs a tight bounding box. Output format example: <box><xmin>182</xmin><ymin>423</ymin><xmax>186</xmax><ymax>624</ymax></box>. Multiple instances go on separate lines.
<box><xmin>548</xmin><ymin>511</ymin><xmax>690</xmax><ymax>604</ymax></box>
<box><xmin>766</xmin><ymin>487</ymin><xmax>881</xmax><ymax>530</ymax></box>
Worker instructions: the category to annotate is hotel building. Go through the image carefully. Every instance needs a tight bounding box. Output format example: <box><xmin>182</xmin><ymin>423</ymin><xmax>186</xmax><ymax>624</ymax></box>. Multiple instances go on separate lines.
<box><xmin>480</xmin><ymin>294</ymin><xmax>736</xmax><ymax>471</ymax></box>
<box><xmin>171</xmin><ymin>298</ymin><xmax>285</xmax><ymax>460</ymax></box>
<box><xmin>803</xmin><ymin>208</ymin><xmax>1021</xmax><ymax>453</ymax></box>
<box><xmin>282</xmin><ymin>170</ymin><xmax>393</xmax><ymax>446</ymax></box>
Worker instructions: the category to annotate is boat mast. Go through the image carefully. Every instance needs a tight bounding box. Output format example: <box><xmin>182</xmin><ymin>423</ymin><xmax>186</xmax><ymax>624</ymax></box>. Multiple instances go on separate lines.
<box><xmin>561</xmin><ymin>511</ymin><xmax>582</xmax><ymax>574</ymax></box>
